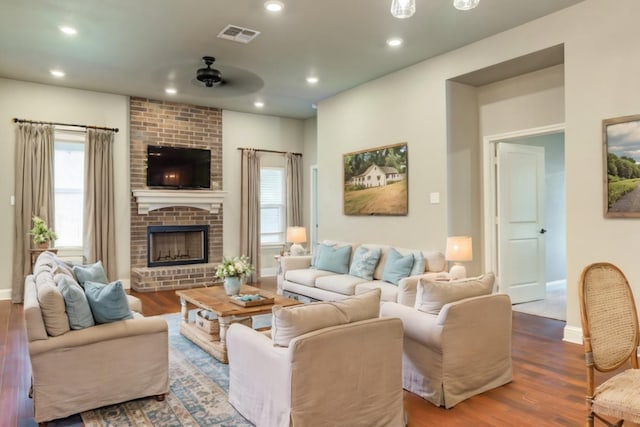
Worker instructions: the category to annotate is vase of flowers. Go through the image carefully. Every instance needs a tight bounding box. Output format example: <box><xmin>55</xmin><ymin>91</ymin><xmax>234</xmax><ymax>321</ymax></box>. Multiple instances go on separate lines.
<box><xmin>215</xmin><ymin>255</ymin><xmax>254</xmax><ymax>295</ymax></box>
<box><xmin>30</xmin><ymin>215</ymin><xmax>57</xmax><ymax>249</ymax></box>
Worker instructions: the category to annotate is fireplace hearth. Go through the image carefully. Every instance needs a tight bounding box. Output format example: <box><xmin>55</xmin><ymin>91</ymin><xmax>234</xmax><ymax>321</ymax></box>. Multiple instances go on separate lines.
<box><xmin>147</xmin><ymin>225</ymin><xmax>209</xmax><ymax>267</ymax></box>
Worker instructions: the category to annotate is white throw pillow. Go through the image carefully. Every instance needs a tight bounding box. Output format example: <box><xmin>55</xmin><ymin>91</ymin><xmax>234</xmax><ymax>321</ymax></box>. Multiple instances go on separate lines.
<box><xmin>415</xmin><ymin>273</ymin><xmax>495</xmax><ymax>315</ymax></box>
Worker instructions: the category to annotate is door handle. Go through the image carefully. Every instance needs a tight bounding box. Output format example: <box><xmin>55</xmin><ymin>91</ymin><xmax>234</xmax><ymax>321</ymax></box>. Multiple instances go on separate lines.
<box><xmin>539</xmin><ymin>228</ymin><xmax>547</xmax><ymax>234</ymax></box>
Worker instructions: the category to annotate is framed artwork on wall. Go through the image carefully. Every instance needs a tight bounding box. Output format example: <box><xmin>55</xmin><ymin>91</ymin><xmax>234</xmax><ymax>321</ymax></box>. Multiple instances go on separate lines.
<box><xmin>603</xmin><ymin>114</ymin><xmax>640</xmax><ymax>218</ymax></box>
<box><xmin>343</xmin><ymin>142</ymin><xmax>408</xmax><ymax>216</ymax></box>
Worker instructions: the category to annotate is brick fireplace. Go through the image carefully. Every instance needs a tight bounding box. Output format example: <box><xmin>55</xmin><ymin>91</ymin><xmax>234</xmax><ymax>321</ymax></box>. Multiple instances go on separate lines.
<box><xmin>129</xmin><ymin>97</ymin><xmax>224</xmax><ymax>292</ymax></box>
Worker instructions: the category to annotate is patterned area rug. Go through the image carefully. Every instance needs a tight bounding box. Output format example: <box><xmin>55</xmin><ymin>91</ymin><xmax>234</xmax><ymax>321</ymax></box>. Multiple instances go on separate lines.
<box><xmin>80</xmin><ymin>312</ymin><xmax>268</xmax><ymax>426</ymax></box>
<box><xmin>512</xmin><ymin>281</ymin><xmax>566</xmax><ymax>321</ymax></box>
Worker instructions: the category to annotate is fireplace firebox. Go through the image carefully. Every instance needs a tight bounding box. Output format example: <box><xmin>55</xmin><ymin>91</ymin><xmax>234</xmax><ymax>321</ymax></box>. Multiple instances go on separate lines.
<box><xmin>147</xmin><ymin>225</ymin><xmax>209</xmax><ymax>267</ymax></box>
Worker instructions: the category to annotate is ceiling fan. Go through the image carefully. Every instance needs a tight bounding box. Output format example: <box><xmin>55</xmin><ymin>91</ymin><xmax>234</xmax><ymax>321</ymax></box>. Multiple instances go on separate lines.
<box><xmin>196</xmin><ymin>56</ymin><xmax>223</xmax><ymax>87</ymax></box>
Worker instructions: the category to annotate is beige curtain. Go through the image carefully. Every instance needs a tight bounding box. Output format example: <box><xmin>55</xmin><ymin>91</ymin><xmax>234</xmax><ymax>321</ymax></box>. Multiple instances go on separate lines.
<box><xmin>84</xmin><ymin>129</ymin><xmax>117</xmax><ymax>280</ymax></box>
<box><xmin>12</xmin><ymin>124</ymin><xmax>54</xmax><ymax>303</ymax></box>
<box><xmin>240</xmin><ymin>149</ymin><xmax>260</xmax><ymax>283</ymax></box>
<box><xmin>285</xmin><ymin>152</ymin><xmax>303</xmax><ymax>227</ymax></box>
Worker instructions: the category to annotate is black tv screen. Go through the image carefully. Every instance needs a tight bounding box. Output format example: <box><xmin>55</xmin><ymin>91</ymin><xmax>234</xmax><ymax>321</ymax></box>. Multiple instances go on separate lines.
<box><xmin>146</xmin><ymin>145</ymin><xmax>211</xmax><ymax>189</ymax></box>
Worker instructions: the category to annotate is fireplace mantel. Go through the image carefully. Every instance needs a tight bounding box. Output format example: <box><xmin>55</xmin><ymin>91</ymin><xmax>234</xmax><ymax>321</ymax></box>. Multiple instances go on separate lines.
<box><xmin>132</xmin><ymin>189</ymin><xmax>226</xmax><ymax>214</ymax></box>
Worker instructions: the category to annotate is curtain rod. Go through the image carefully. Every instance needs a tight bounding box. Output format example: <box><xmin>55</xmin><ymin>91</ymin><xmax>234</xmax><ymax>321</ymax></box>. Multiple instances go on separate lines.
<box><xmin>13</xmin><ymin>118</ymin><xmax>119</xmax><ymax>133</ymax></box>
<box><xmin>237</xmin><ymin>147</ymin><xmax>302</xmax><ymax>156</ymax></box>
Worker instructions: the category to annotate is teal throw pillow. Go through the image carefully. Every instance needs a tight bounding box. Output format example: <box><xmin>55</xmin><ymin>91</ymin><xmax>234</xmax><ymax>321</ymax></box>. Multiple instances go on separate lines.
<box><xmin>410</xmin><ymin>251</ymin><xmax>426</xmax><ymax>276</ymax></box>
<box><xmin>73</xmin><ymin>261</ymin><xmax>108</xmax><ymax>287</ymax></box>
<box><xmin>54</xmin><ymin>274</ymin><xmax>95</xmax><ymax>330</ymax></box>
<box><xmin>315</xmin><ymin>245</ymin><xmax>352</xmax><ymax>274</ymax></box>
<box><xmin>382</xmin><ymin>248</ymin><xmax>415</xmax><ymax>285</ymax></box>
<box><xmin>349</xmin><ymin>246</ymin><xmax>381</xmax><ymax>281</ymax></box>
<box><xmin>84</xmin><ymin>280</ymin><xmax>133</xmax><ymax>324</ymax></box>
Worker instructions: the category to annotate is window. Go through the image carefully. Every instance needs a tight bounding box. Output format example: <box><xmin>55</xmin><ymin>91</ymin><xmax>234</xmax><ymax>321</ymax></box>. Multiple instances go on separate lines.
<box><xmin>260</xmin><ymin>167</ymin><xmax>285</xmax><ymax>245</ymax></box>
<box><xmin>54</xmin><ymin>132</ymin><xmax>85</xmax><ymax>247</ymax></box>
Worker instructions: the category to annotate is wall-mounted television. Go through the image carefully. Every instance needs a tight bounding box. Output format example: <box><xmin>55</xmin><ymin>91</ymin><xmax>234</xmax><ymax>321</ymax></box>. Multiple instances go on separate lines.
<box><xmin>146</xmin><ymin>145</ymin><xmax>211</xmax><ymax>189</ymax></box>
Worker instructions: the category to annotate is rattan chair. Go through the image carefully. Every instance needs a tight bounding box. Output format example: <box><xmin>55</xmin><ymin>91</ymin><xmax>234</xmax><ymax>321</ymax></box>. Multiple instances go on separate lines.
<box><xmin>579</xmin><ymin>262</ymin><xmax>640</xmax><ymax>426</ymax></box>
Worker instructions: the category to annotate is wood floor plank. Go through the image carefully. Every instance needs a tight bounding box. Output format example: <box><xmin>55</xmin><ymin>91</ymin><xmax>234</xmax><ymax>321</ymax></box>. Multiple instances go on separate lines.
<box><xmin>3</xmin><ymin>278</ymin><xmax>592</xmax><ymax>426</ymax></box>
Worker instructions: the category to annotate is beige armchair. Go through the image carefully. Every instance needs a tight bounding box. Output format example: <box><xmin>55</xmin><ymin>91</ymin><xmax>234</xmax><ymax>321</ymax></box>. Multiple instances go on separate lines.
<box><xmin>380</xmin><ymin>274</ymin><xmax>512</xmax><ymax>408</ymax></box>
<box><xmin>226</xmin><ymin>289</ymin><xmax>405</xmax><ymax>427</ymax></box>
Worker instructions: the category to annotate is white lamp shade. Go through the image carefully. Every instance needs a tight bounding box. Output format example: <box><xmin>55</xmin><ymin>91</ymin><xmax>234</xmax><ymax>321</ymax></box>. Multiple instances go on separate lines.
<box><xmin>446</xmin><ymin>236</ymin><xmax>473</xmax><ymax>262</ymax></box>
<box><xmin>286</xmin><ymin>226</ymin><xmax>307</xmax><ymax>244</ymax></box>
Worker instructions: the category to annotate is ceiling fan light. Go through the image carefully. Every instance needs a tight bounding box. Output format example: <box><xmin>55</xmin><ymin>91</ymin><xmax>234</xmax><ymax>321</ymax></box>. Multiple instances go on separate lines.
<box><xmin>453</xmin><ymin>0</ymin><xmax>480</xmax><ymax>11</ymax></box>
<box><xmin>390</xmin><ymin>0</ymin><xmax>415</xmax><ymax>19</ymax></box>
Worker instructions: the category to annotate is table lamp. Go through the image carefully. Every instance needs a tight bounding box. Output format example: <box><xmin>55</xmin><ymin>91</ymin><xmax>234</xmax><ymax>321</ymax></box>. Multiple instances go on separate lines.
<box><xmin>446</xmin><ymin>236</ymin><xmax>472</xmax><ymax>280</ymax></box>
<box><xmin>286</xmin><ymin>226</ymin><xmax>307</xmax><ymax>256</ymax></box>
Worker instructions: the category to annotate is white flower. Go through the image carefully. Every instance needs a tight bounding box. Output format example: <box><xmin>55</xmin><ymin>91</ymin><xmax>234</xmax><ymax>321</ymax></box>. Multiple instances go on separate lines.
<box><xmin>215</xmin><ymin>255</ymin><xmax>254</xmax><ymax>279</ymax></box>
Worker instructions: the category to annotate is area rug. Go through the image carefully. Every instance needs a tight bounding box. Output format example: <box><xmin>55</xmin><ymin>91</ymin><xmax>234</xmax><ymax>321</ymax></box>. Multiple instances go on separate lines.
<box><xmin>512</xmin><ymin>281</ymin><xmax>566</xmax><ymax>321</ymax></box>
<box><xmin>80</xmin><ymin>312</ymin><xmax>269</xmax><ymax>426</ymax></box>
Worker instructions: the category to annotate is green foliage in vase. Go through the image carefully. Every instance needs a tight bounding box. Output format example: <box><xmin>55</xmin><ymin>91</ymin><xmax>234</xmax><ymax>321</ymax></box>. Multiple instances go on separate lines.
<box><xmin>30</xmin><ymin>215</ymin><xmax>57</xmax><ymax>245</ymax></box>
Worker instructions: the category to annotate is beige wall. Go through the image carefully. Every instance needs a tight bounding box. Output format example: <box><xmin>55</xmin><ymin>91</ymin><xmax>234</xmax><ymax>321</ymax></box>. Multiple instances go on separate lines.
<box><xmin>0</xmin><ymin>78</ymin><xmax>130</xmax><ymax>299</ymax></box>
<box><xmin>317</xmin><ymin>0</ymin><xmax>639</xmax><ymax>340</ymax></box>
<box><xmin>221</xmin><ymin>110</ymin><xmax>307</xmax><ymax>274</ymax></box>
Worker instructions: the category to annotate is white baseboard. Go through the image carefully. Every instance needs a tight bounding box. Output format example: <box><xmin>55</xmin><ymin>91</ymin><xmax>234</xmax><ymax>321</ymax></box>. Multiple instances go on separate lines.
<box><xmin>563</xmin><ymin>325</ymin><xmax>582</xmax><ymax>344</ymax></box>
<box><xmin>0</xmin><ymin>288</ymin><xmax>12</xmax><ymax>301</ymax></box>
<box><xmin>261</xmin><ymin>267</ymin><xmax>277</xmax><ymax>277</ymax></box>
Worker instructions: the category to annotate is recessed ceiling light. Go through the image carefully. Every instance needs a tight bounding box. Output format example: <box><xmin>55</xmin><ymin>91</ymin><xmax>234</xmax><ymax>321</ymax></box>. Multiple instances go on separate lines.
<box><xmin>254</xmin><ymin>101</ymin><xmax>265</xmax><ymax>108</ymax></box>
<box><xmin>306</xmin><ymin>76</ymin><xmax>319</xmax><ymax>84</ymax></box>
<box><xmin>264</xmin><ymin>1</ymin><xmax>284</xmax><ymax>12</ymax></box>
<box><xmin>50</xmin><ymin>69</ymin><xmax>65</xmax><ymax>78</ymax></box>
<box><xmin>311</xmin><ymin>104</ymin><xmax>317</xmax><ymax>110</ymax></box>
<box><xmin>59</xmin><ymin>25</ymin><xmax>77</xmax><ymax>35</ymax></box>
<box><xmin>165</xmin><ymin>88</ymin><xmax>177</xmax><ymax>95</ymax></box>
<box><xmin>386</xmin><ymin>37</ymin><xmax>403</xmax><ymax>47</ymax></box>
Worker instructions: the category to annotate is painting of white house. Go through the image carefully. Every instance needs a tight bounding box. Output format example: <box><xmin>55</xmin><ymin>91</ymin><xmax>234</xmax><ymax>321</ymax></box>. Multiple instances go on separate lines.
<box><xmin>343</xmin><ymin>142</ymin><xmax>408</xmax><ymax>215</ymax></box>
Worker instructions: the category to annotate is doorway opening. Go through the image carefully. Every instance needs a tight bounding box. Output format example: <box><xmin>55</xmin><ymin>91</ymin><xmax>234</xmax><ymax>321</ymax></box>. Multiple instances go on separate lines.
<box><xmin>483</xmin><ymin>124</ymin><xmax>566</xmax><ymax>320</ymax></box>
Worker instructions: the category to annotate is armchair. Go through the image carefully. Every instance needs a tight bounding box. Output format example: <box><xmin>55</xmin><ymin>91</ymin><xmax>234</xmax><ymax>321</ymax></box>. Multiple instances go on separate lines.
<box><xmin>226</xmin><ymin>289</ymin><xmax>405</xmax><ymax>427</ymax></box>
<box><xmin>380</xmin><ymin>274</ymin><xmax>512</xmax><ymax>408</ymax></box>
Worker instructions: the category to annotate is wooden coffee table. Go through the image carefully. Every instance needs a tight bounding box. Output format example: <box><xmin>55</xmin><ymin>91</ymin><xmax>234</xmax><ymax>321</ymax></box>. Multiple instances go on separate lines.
<box><xmin>176</xmin><ymin>284</ymin><xmax>301</xmax><ymax>363</ymax></box>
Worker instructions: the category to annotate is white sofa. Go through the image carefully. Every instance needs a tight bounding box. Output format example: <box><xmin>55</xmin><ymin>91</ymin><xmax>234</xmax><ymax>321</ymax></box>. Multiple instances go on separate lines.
<box><xmin>227</xmin><ymin>289</ymin><xmax>405</xmax><ymax>427</ymax></box>
<box><xmin>277</xmin><ymin>240</ymin><xmax>452</xmax><ymax>306</ymax></box>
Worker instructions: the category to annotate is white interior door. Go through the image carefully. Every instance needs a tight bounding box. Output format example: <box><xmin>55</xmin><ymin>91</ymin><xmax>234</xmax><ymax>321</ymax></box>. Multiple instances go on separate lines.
<box><xmin>497</xmin><ymin>143</ymin><xmax>546</xmax><ymax>304</ymax></box>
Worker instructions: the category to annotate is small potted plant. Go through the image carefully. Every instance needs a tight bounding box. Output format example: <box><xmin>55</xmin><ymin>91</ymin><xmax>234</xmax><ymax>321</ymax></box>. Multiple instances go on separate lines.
<box><xmin>30</xmin><ymin>215</ymin><xmax>57</xmax><ymax>249</ymax></box>
<box><xmin>215</xmin><ymin>255</ymin><xmax>254</xmax><ymax>295</ymax></box>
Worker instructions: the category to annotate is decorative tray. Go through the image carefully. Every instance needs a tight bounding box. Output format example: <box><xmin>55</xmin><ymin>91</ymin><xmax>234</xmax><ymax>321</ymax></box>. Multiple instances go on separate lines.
<box><xmin>229</xmin><ymin>293</ymin><xmax>275</xmax><ymax>307</ymax></box>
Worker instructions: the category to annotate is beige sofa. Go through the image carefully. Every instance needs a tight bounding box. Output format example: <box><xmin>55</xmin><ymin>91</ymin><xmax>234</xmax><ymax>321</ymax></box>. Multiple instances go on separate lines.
<box><xmin>380</xmin><ymin>274</ymin><xmax>513</xmax><ymax>408</ymax></box>
<box><xmin>278</xmin><ymin>240</ymin><xmax>451</xmax><ymax>306</ymax></box>
<box><xmin>23</xmin><ymin>251</ymin><xmax>169</xmax><ymax>424</ymax></box>
<box><xmin>227</xmin><ymin>289</ymin><xmax>405</xmax><ymax>427</ymax></box>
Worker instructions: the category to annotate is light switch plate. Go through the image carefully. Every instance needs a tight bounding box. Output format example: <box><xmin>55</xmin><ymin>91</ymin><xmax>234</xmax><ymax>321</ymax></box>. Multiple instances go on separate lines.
<box><xmin>429</xmin><ymin>192</ymin><xmax>440</xmax><ymax>204</ymax></box>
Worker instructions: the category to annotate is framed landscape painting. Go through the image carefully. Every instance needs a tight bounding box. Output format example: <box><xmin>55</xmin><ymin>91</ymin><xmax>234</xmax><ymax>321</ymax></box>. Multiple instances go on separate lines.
<box><xmin>343</xmin><ymin>142</ymin><xmax>408</xmax><ymax>216</ymax></box>
<box><xmin>603</xmin><ymin>114</ymin><xmax>640</xmax><ymax>218</ymax></box>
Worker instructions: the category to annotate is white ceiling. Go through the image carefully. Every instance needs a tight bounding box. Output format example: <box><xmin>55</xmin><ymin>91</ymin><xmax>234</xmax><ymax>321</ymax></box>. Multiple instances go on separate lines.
<box><xmin>0</xmin><ymin>0</ymin><xmax>583</xmax><ymax>119</ymax></box>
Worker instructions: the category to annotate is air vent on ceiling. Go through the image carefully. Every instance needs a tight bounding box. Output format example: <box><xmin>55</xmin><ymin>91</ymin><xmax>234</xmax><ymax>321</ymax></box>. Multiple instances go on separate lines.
<box><xmin>217</xmin><ymin>25</ymin><xmax>260</xmax><ymax>44</ymax></box>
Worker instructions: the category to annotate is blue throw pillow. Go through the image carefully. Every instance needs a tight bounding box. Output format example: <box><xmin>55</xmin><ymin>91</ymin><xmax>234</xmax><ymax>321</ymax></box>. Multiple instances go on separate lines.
<box><xmin>410</xmin><ymin>251</ymin><xmax>426</xmax><ymax>276</ymax></box>
<box><xmin>382</xmin><ymin>248</ymin><xmax>415</xmax><ymax>285</ymax></box>
<box><xmin>315</xmin><ymin>245</ymin><xmax>352</xmax><ymax>274</ymax></box>
<box><xmin>84</xmin><ymin>280</ymin><xmax>133</xmax><ymax>324</ymax></box>
<box><xmin>311</xmin><ymin>243</ymin><xmax>335</xmax><ymax>268</ymax></box>
<box><xmin>73</xmin><ymin>261</ymin><xmax>108</xmax><ymax>287</ymax></box>
<box><xmin>54</xmin><ymin>274</ymin><xmax>95</xmax><ymax>330</ymax></box>
<box><xmin>349</xmin><ymin>246</ymin><xmax>382</xmax><ymax>281</ymax></box>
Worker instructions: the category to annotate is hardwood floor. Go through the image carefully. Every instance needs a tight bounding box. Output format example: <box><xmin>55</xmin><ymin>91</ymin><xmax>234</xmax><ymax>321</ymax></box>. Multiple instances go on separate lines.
<box><xmin>1</xmin><ymin>278</ymin><xmax>594</xmax><ymax>426</ymax></box>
